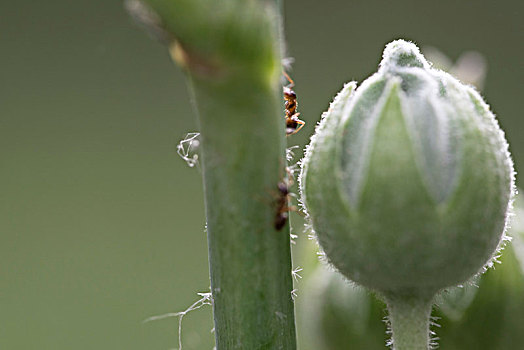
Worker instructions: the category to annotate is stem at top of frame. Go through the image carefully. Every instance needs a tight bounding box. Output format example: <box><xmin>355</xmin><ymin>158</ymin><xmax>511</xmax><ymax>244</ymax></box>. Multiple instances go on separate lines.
<box><xmin>132</xmin><ymin>0</ymin><xmax>297</xmax><ymax>348</ymax></box>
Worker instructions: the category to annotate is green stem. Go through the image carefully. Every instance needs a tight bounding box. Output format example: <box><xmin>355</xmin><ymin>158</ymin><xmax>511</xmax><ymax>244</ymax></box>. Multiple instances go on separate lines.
<box><xmin>135</xmin><ymin>0</ymin><xmax>297</xmax><ymax>348</ymax></box>
<box><xmin>193</xmin><ymin>74</ymin><xmax>295</xmax><ymax>349</ymax></box>
<box><xmin>384</xmin><ymin>291</ymin><xmax>435</xmax><ymax>350</ymax></box>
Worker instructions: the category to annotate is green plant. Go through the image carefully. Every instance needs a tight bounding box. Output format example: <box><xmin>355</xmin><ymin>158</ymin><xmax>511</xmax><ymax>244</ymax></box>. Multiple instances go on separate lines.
<box><xmin>299</xmin><ymin>191</ymin><xmax>524</xmax><ymax>350</ymax></box>
<box><xmin>300</xmin><ymin>40</ymin><xmax>515</xmax><ymax>349</ymax></box>
<box><xmin>129</xmin><ymin>1</ymin><xmax>515</xmax><ymax>348</ymax></box>
<box><xmin>128</xmin><ymin>0</ymin><xmax>297</xmax><ymax>348</ymax></box>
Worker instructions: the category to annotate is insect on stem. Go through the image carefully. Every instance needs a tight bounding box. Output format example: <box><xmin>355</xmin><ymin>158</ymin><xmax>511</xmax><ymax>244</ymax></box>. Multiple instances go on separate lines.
<box><xmin>282</xmin><ymin>71</ymin><xmax>305</xmax><ymax>136</ymax></box>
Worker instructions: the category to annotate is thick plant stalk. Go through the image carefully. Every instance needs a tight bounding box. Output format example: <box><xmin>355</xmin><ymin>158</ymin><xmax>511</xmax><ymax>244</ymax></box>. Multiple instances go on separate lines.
<box><xmin>135</xmin><ymin>0</ymin><xmax>297</xmax><ymax>348</ymax></box>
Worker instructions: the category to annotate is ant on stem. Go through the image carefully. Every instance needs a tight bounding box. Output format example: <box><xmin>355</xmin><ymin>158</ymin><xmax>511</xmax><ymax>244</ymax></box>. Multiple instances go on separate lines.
<box><xmin>274</xmin><ymin>168</ymin><xmax>302</xmax><ymax>231</ymax></box>
<box><xmin>283</xmin><ymin>71</ymin><xmax>305</xmax><ymax>136</ymax></box>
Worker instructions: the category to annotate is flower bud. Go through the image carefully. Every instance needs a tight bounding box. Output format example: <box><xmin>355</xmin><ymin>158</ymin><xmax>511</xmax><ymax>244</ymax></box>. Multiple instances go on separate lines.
<box><xmin>299</xmin><ymin>265</ymin><xmax>387</xmax><ymax>350</ymax></box>
<box><xmin>300</xmin><ymin>40</ymin><xmax>514</xmax><ymax>294</ymax></box>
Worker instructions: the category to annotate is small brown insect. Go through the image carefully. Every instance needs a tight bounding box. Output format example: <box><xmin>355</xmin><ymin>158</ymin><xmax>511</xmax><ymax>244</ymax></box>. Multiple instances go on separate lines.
<box><xmin>274</xmin><ymin>181</ymin><xmax>291</xmax><ymax>230</ymax></box>
<box><xmin>283</xmin><ymin>72</ymin><xmax>305</xmax><ymax>136</ymax></box>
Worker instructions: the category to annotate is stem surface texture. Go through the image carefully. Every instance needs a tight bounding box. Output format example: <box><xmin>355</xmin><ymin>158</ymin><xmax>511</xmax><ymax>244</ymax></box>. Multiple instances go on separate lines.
<box><xmin>139</xmin><ymin>0</ymin><xmax>297</xmax><ymax>348</ymax></box>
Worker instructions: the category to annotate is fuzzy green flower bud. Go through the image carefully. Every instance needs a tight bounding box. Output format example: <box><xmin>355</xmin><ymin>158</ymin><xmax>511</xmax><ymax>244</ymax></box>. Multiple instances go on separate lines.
<box><xmin>298</xmin><ymin>192</ymin><xmax>524</xmax><ymax>349</ymax></box>
<box><xmin>300</xmin><ymin>40</ymin><xmax>515</xmax><ymax>296</ymax></box>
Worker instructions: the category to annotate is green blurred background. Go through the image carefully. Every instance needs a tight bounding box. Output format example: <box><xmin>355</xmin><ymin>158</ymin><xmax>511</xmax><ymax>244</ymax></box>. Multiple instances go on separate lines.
<box><xmin>1</xmin><ymin>0</ymin><xmax>522</xmax><ymax>349</ymax></box>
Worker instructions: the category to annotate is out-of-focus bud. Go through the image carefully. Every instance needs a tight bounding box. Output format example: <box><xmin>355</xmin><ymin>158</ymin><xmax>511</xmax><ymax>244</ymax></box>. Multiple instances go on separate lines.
<box><xmin>437</xmin><ymin>190</ymin><xmax>524</xmax><ymax>349</ymax></box>
<box><xmin>300</xmin><ymin>40</ymin><xmax>514</xmax><ymax>295</ymax></box>
<box><xmin>299</xmin><ymin>265</ymin><xmax>387</xmax><ymax>350</ymax></box>
<box><xmin>422</xmin><ymin>47</ymin><xmax>487</xmax><ymax>90</ymax></box>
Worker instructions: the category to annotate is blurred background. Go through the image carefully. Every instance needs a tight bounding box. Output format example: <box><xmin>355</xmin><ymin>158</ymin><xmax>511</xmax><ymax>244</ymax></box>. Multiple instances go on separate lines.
<box><xmin>1</xmin><ymin>0</ymin><xmax>522</xmax><ymax>349</ymax></box>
